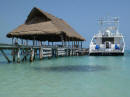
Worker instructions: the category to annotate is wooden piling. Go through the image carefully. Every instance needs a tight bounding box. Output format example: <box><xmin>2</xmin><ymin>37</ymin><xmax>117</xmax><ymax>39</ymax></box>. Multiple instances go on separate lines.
<box><xmin>30</xmin><ymin>48</ymin><xmax>34</xmax><ymax>62</ymax></box>
<box><xmin>81</xmin><ymin>41</ymin><xmax>82</xmax><ymax>48</ymax></box>
<box><xmin>12</xmin><ymin>49</ymin><xmax>16</xmax><ymax>62</ymax></box>
<box><xmin>39</xmin><ymin>47</ymin><xmax>43</xmax><ymax>60</ymax></box>
<box><xmin>21</xmin><ymin>49</ymin><xmax>28</xmax><ymax>62</ymax></box>
<box><xmin>17</xmin><ymin>48</ymin><xmax>20</xmax><ymax>63</ymax></box>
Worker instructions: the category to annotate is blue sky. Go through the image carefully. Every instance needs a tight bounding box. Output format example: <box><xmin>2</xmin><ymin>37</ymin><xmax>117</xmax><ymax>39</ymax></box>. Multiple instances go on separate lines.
<box><xmin>0</xmin><ymin>0</ymin><xmax>130</xmax><ymax>49</ymax></box>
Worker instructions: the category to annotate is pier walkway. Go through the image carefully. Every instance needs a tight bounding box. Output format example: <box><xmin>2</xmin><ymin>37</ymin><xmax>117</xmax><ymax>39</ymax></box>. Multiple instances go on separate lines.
<box><xmin>0</xmin><ymin>43</ymin><xmax>88</xmax><ymax>63</ymax></box>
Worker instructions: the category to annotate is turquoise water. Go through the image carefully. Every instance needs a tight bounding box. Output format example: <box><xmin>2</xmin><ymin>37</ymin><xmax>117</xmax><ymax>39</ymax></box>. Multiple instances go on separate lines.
<box><xmin>0</xmin><ymin>51</ymin><xmax>130</xmax><ymax>97</ymax></box>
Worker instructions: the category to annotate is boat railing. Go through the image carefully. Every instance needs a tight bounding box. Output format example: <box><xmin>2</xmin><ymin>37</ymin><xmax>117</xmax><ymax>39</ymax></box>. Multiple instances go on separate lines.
<box><xmin>94</xmin><ymin>32</ymin><xmax>123</xmax><ymax>37</ymax></box>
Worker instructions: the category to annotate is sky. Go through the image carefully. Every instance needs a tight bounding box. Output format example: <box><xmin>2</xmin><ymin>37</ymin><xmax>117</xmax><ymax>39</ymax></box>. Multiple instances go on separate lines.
<box><xmin>0</xmin><ymin>0</ymin><xmax>130</xmax><ymax>49</ymax></box>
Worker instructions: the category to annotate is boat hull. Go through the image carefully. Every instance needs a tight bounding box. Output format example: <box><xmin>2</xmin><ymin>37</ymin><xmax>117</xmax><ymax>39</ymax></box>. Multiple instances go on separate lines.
<box><xmin>89</xmin><ymin>52</ymin><xmax>124</xmax><ymax>56</ymax></box>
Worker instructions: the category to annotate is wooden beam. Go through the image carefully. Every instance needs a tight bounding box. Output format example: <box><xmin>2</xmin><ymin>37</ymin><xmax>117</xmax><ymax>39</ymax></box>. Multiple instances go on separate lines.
<box><xmin>0</xmin><ymin>50</ymin><xmax>11</xmax><ymax>63</ymax></box>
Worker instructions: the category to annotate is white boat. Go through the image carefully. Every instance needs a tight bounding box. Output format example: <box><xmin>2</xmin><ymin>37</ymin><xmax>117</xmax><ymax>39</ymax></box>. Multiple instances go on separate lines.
<box><xmin>89</xmin><ymin>17</ymin><xmax>125</xmax><ymax>56</ymax></box>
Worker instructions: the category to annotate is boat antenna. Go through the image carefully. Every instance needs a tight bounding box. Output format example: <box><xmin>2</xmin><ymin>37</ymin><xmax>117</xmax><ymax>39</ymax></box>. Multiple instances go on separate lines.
<box><xmin>113</xmin><ymin>17</ymin><xmax>119</xmax><ymax>34</ymax></box>
<box><xmin>97</xmin><ymin>17</ymin><xmax>104</xmax><ymax>34</ymax></box>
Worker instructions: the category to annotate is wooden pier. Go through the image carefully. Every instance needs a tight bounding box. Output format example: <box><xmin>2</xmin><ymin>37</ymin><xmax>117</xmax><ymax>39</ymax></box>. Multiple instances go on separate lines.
<box><xmin>0</xmin><ymin>43</ymin><xmax>88</xmax><ymax>63</ymax></box>
<box><xmin>0</xmin><ymin>7</ymin><xmax>88</xmax><ymax>63</ymax></box>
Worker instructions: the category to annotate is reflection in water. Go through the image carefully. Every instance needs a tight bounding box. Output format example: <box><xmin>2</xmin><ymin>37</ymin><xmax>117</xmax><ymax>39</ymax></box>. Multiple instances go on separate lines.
<box><xmin>0</xmin><ymin>61</ymin><xmax>9</xmax><ymax>65</ymax></box>
<box><xmin>33</xmin><ymin>65</ymin><xmax>108</xmax><ymax>72</ymax></box>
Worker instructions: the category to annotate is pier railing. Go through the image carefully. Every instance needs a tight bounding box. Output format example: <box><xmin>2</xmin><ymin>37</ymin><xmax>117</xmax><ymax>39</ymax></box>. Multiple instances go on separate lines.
<box><xmin>0</xmin><ymin>43</ymin><xmax>88</xmax><ymax>63</ymax></box>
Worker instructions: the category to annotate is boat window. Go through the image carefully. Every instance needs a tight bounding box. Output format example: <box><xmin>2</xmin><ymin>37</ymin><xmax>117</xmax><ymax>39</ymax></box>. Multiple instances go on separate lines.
<box><xmin>102</xmin><ymin>37</ymin><xmax>114</xmax><ymax>44</ymax></box>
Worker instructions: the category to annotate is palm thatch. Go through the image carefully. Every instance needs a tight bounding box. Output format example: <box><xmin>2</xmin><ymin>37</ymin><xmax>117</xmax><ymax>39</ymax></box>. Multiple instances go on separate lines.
<box><xmin>7</xmin><ymin>7</ymin><xmax>85</xmax><ymax>42</ymax></box>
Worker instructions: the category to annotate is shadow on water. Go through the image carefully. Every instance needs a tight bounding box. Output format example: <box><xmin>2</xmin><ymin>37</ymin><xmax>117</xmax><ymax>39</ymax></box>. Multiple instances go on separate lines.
<box><xmin>0</xmin><ymin>61</ymin><xmax>9</xmax><ymax>65</ymax></box>
<box><xmin>33</xmin><ymin>65</ymin><xmax>108</xmax><ymax>72</ymax></box>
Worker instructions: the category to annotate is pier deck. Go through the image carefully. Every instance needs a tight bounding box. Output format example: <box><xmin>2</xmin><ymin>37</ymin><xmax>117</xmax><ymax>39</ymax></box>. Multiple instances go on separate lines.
<box><xmin>0</xmin><ymin>43</ymin><xmax>88</xmax><ymax>63</ymax></box>
<box><xmin>0</xmin><ymin>43</ymin><xmax>40</xmax><ymax>49</ymax></box>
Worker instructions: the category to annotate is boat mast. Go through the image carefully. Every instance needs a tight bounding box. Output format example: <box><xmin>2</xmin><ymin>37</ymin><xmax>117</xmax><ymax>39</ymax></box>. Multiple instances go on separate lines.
<box><xmin>98</xmin><ymin>17</ymin><xmax>120</xmax><ymax>35</ymax></box>
<box><xmin>98</xmin><ymin>17</ymin><xmax>104</xmax><ymax>34</ymax></box>
<box><xmin>113</xmin><ymin>17</ymin><xmax>120</xmax><ymax>34</ymax></box>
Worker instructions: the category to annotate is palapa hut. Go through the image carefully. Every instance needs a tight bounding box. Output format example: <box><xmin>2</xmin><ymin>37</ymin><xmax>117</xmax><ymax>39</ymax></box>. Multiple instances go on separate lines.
<box><xmin>7</xmin><ymin>7</ymin><xmax>85</xmax><ymax>47</ymax></box>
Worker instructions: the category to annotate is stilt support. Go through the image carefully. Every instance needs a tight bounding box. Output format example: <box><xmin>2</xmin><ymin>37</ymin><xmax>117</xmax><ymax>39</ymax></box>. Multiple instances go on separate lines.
<box><xmin>17</xmin><ymin>48</ymin><xmax>20</xmax><ymax>63</ymax></box>
<box><xmin>39</xmin><ymin>47</ymin><xmax>43</xmax><ymax>60</ymax></box>
<box><xmin>30</xmin><ymin>48</ymin><xmax>34</xmax><ymax>62</ymax></box>
<box><xmin>0</xmin><ymin>50</ymin><xmax>11</xmax><ymax>63</ymax></box>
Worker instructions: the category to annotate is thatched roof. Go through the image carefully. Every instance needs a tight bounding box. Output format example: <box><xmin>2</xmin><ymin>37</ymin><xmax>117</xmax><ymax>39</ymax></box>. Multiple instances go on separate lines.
<box><xmin>7</xmin><ymin>7</ymin><xmax>85</xmax><ymax>41</ymax></box>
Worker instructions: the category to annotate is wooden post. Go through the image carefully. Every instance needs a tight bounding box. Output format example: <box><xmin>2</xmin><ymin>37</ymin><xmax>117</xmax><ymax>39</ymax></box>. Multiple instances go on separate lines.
<box><xmin>77</xmin><ymin>41</ymin><xmax>80</xmax><ymax>56</ymax></box>
<box><xmin>36</xmin><ymin>40</ymin><xmax>37</xmax><ymax>46</ymax></box>
<box><xmin>78</xmin><ymin>41</ymin><xmax>79</xmax><ymax>48</ymax></box>
<box><xmin>81</xmin><ymin>41</ymin><xmax>82</xmax><ymax>49</ymax></box>
<box><xmin>21</xmin><ymin>39</ymin><xmax>23</xmax><ymax>55</ymax></box>
<box><xmin>21</xmin><ymin>49</ymin><xmax>27</xmax><ymax>62</ymax></box>
<box><xmin>33</xmin><ymin>40</ymin><xmax>34</xmax><ymax>46</ymax></box>
<box><xmin>24</xmin><ymin>41</ymin><xmax>26</xmax><ymax>46</ymax></box>
<box><xmin>74</xmin><ymin>41</ymin><xmax>75</xmax><ymax>48</ymax></box>
<box><xmin>26</xmin><ymin>40</ymin><xmax>28</xmax><ymax>46</ymax></box>
<box><xmin>72</xmin><ymin>41</ymin><xmax>73</xmax><ymax>56</ymax></box>
<box><xmin>34</xmin><ymin>49</ymin><xmax>37</xmax><ymax>60</ymax></box>
<box><xmin>72</xmin><ymin>41</ymin><xmax>73</xmax><ymax>48</ymax></box>
<box><xmin>37</xmin><ymin>41</ymin><xmax>38</xmax><ymax>46</ymax></box>
<box><xmin>68</xmin><ymin>40</ymin><xmax>69</xmax><ymax>48</ymax></box>
<box><xmin>39</xmin><ymin>42</ymin><xmax>43</xmax><ymax>60</ymax></box>
<box><xmin>62</xmin><ymin>41</ymin><xmax>63</xmax><ymax>47</ymax></box>
<box><xmin>43</xmin><ymin>41</ymin><xmax>45</xmax><ymax>47</ymax></box>
<box><xmin>42</xmin><ymin>41</ymin><xmax>44</xmax><ymax>47</ymax></box>
<box><xmin>64</xmin><ymin>37</ymin><xmax>67</xmax><ymax>47</ymax></box>
<box><xmin>52</xmin><ymin>42</ymin><xmax>53</xmax><ymax>46</ymax></box>
<box><xmin>55</xmin><ymin>47</ymin><xmax>57</xmax><ymax>57</ymax></box>
<box><xmin>52</xmin><ymin>48</ymin><xmax>54</xmax><ymax>57</ymax></box>
<box><xmin>61</xmin><ymin>35</ymin><xmax>64</xmax><ymax>47</ymax></box>
<box><xmin>17</xmin><ymin>48</ymin><xmax>20</xmax><ymax>63</ymax></box>
<box><xmin>39</xmin><ymin>47</ymin><xmax>43</xmax><ymax>60</ymax></box>
<box><xmin>41</xmin><ymin>41</ymin><xmax>43</xmax><ymax>46</ymax></box>
<box><xmin>73</xmin><ymin>41</ymin><xmax>75</xmax><ymax>56</ymax></box>
<box><xmin>12</xmin><ymin>38</ymin><xmax>14</xmax><ymax>45</ymax></box>
<box><xmin>76</xmin><ymin>41</ymin><xmax>78</xmax><ymax>48</ymax></box>
<box><xmin>75</xmin><ymin>41</ymin><xmax>77</xmax><ymax>48</ymax></box>
<box><xmin>21</xmin><ymin>39</ymin><xmax>23</xmax><ymax>45</ymax></box>
<box><xmin>24</xmin><ymin>49</ymin><xmax>27</xmax><ymax>61</ymax></box>
<box><xmin>30</xmin><ymin>48</ymin><xmax>34</xmax><ymax>62</ymax></box>
<box><xmin>12</xmin><ymin>38</ymin><xmax>15</xmax><ymax>61</ymax></box>
<box><xmin>22</xmin><ymin>49</ymin><xmax>25</xmax><ymax>61</ymax></box>
<box><xmin>48</xmin><ymin>41</ymin><xmax>50</xmax><ymax>47</ymax></box>
<box><xmin>12</xmin><ymin>49</ymin><xmax>16</xmax><ymax>62</ymax></box>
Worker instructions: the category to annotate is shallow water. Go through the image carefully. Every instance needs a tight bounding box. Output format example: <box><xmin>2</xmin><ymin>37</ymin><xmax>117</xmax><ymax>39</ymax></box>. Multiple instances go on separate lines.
<box><xmin>0</xmin><ymin>51</ymin><xmax>130</xmax><ymax>97</ymax></box>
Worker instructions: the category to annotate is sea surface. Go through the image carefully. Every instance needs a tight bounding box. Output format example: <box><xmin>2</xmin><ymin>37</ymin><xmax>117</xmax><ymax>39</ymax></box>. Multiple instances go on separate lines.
<box><xmin>0</xmin><ymin>50</ymin><xmax>130</xmax><ymax>97</ymax></box>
